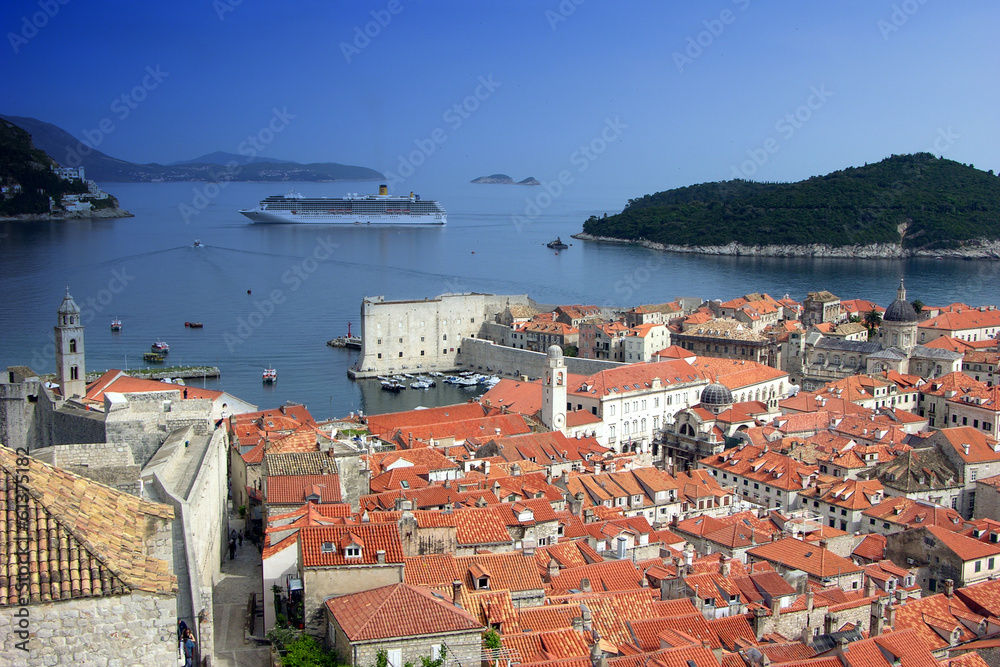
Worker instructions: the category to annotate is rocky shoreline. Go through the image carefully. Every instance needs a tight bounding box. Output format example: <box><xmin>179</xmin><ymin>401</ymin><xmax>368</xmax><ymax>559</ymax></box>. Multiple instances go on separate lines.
<box><xmin>0</xmin><ymin>207</ymin><xmax>133</xmax><ymax>222</ymax></box>
<box><xmin>571</xmin><ymin>233</ymin><xmax>1000</xmax><ymax>259</ymax></box>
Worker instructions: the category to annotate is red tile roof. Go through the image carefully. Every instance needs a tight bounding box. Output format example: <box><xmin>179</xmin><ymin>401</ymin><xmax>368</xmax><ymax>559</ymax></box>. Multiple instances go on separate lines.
<box><xmin>325</xmin><ymin>583</ymin><xmax>482</xmax><ymax>641</ymax></box>
<box><xmin>366</xmin><ymin>403</ymin><xmax>488</xmax><ymax>439</ymax></box>
<box><xmin>300</xmin><ymin>523</ymin><xmax>403</xmax><ymax>568</ymax></box>
<box><xmin>747</xmin><ymin>538</ymin><xmax>862</xmax><ymax>578</ymax></box>
<box><xmin>924</xmin><ymin>524</ymin><xmax>1000</xmax><ymax>561</ymax></box>
<box><xmin>0</xmin><ymin>445</ymin><xmax>176</xmax><ymax>604</ymax></box>
<box><xmin>265</xmin><ymin>474</ymin><xmax>342</xmax><ymax>505</ymax></box>
<box><xmin>548</xmin><ymin>560</ymin><xmax>644</xmax><ymax>594</ymax></box>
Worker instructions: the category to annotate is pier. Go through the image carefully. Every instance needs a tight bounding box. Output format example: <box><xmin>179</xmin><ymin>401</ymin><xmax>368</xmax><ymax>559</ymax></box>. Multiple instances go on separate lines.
<box><xmin>83</xmin><ymin>366</ymin><xmax>221</xmax><ymax>382</ymax></box>
<box><xmin>327</xmin><ymin>336</ymin><xmax>361</xmax><ymax>349</ymax></box>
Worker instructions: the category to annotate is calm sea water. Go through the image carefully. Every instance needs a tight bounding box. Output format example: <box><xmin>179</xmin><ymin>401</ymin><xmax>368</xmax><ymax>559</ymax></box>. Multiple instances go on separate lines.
<box><xmin>1</xmin><ymin>180</ymin><xmax>998</xmax><ymax>419</ymax></box>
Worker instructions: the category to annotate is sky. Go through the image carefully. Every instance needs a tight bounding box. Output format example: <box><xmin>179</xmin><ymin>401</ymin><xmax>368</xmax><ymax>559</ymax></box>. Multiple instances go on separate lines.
<box><xmin>2</xmin><ymin>0</ymin><xmax>998</xmax><ymax>195</ymax></box>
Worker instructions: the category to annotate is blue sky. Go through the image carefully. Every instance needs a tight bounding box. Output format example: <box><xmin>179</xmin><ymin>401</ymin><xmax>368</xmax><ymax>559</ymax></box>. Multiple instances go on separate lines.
<box><xmin>3</xmin><ymin>0</ymin><xmax>998</xmax><ymax>194</ymax></box>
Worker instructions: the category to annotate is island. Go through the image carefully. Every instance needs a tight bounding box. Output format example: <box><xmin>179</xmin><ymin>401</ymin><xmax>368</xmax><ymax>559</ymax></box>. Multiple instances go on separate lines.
<box><xmin>0</xmin><ymin>118</ymin><xmax>131</xmax><ymax>220</ymax></box>
<box><xmin>576</xmin><ymin>153</ymin><xmax>1000</xmax><ymax>258</ymax></box>
<box><xmin>0</xmin><ymin>115</ymin><xmax>384</xmax><ymax>183</ymax></box>
<box><xmin>471</xmin><ymin>173</ymin><xmax>539</xmax><ymax>185</ymax></box>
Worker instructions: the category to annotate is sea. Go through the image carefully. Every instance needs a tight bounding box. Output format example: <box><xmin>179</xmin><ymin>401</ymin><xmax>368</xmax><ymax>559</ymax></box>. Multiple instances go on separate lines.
<box><xmin>1</xmin><ymin>180</ymin><xmax>998</xmax><ymax>420</ymax></box>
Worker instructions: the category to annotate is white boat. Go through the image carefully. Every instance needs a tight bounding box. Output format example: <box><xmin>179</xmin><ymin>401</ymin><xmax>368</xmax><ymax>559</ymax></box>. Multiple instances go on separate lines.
<box><xmin>239</xmin><ymin>184</ymin><xmax>446</xmax><ymax>225</ymax></box>
<box><xmin>263</xmin><ymin>366</ymin><xmax>277</xmax><ymax>383</ymax></box>
<box><xmin>410</xmin><ymin>380</ymin><xmax>432</xmax><ymax>389</ymax></box>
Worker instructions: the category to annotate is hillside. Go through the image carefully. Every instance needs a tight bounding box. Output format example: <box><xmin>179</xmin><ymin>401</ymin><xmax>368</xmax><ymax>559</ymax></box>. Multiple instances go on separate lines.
<box><xmin>0</xmin><ymin>118</ymin><xmax>88</xmax><ymax>215</ymax></box>
<box><xmin>0</xmin><ymin>115</ymin><xmax>384</xmax><ymax>183</ymax></box>
<box><xmin>580</xmin><ymin>154</ymin><xmax>1000</xmax><ymax>255</ymax></box>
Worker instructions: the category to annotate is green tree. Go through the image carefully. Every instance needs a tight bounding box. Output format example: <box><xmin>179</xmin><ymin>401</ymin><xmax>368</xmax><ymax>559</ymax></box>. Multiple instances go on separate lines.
<box><xmin>911</xmin><ymin>299</ymin><xmax>924</xmax><ymax>314</ymax></box>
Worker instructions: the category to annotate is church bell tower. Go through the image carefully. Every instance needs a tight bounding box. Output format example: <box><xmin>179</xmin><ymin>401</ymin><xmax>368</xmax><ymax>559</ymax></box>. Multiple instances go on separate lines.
<box><xmin>542</xmin><ymin>345</ymin><xmax>567</xmax><ymax>432</ymax></box>
<box><xmin>55</xmin><ymin>287</ymin><xmax>86</xmax><ymax>399</ymax></box>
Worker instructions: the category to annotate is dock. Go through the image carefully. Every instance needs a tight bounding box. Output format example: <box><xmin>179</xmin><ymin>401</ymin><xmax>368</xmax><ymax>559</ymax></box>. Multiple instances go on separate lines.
<box><xmin>83</xmin><ymin>366</ymin><xmax>221</xmax><ymax>382</ymax></box>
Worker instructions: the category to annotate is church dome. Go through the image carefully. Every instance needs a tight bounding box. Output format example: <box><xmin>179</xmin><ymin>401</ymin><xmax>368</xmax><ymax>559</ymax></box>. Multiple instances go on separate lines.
<box><xmin>701</xmin><ymin>382</ymin><xmax>733</xmax><ymax>407</ymax></box>
<box><xmin>547</xmin><ymin>345</ymin><xmax>563</xmax><ymax>359</ymax></box>
<box><xmin>883</xmin><ymin>279</ymin><xmax>918</xmax><ymax>323</ymax></box>
<box><xmin>57</xmin><ymin>287</ymin><xmax>81</xmax><ymax>315</ymax></box>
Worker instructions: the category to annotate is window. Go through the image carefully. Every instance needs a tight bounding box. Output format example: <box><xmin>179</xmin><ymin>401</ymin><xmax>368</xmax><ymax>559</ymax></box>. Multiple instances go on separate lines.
<box><xmin>420</xmin><ymin>350</ymin><xmax>425</xmax><ymax>356</ymax></box>
<box><xmin>972</xmin><ymin>469</ymin><xmax>978</xmax><ymax>482</ymax></box>
<box><xmin>990</xmin><ymin>557</ymin><xmax>995</xmax><ymax>569</ymax></box>
<box><xmin>398</xmin><ymin>352</ymin><xmax>403</xmax><ymax>357</ymax></box>
<box><xmin>321</xmin><ymin>542</ymin><xmax>334</xmax><ymax>553</ymax></box>
<box><xmin>377</xmin><ymin>353</ymin><xmax>382</xmax><ymax>359</ymax></box>
<box><xmin>345</xmin><ymin>546</ymin><xmax>361</xmax><ymax>558</ymax></box>
<box><xmin>70</xmin><ymin>366</ymin><xmax>78</xmax><ymax>380</ymax></box>
<box><xmin>975</xmin><ymin>560</ymin><xmax>982</xmax><ymax>573</ymax></box>
<box><xmin>69</xmin><ymin>339</ymin><xmax>77</xmax><ymax>353</ymax></box>
<box><xmin>388</xmin><ymin>649</ymin><xmax>402</xmax><ymax>667</ymax></box>
<box><xmin>431</xmin><ymin>645</ymin><xmax>442</xmax><ymax>661</ymax></box>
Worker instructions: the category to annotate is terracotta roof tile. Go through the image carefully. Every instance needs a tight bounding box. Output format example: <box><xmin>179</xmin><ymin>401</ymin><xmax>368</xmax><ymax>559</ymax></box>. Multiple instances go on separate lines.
<box><xmin>266</xmin><ymin>474</ymin><xmax>342</xmax><ymax>505</ymax></box>
<box><xmin>0</xmin><ymin>445</ymin><xmax>176</xmax><ymax>605</ymax></box>
<box><xmin>747</xmin><ymin>538</ymin><xmax>861</xmax><ymax>578</ymax></box>
<box><xmin>325</xmin><ymin>583</ymin><xmax>482</xmax><ymax>641</ymax></box>
<box><xmin>300</xmin><ymin>523</ymin><xmax>403</xmax><ymax>568</ymax></box>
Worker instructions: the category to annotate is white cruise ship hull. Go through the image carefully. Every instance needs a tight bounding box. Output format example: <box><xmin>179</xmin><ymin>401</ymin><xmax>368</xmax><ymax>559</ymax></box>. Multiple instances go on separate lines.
<box><xmin>240</xmin><ymin>209</ymin><xmax>446</xmax><ymax>225</ymax></box>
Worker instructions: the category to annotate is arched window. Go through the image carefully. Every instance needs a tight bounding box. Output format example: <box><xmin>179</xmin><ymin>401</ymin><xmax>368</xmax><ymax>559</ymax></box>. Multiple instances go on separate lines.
<box><xmin>69</xmin><ymin>339</ymin><xmax>77</xmax><ymax>353</ymax></box>
<box><xmin>623</xmin><ymin>422</ymin><xmax>629</xmax><ymax>436</ymax></box>
<box><xmin>641</xmin><ymin>418</ymin><xmax>647</xmax><ymax>433</ymax></box>
<box><xmin>610</xmin><ymin>425</ymin><xmax>616</xmax><ymax>439</ymax></box>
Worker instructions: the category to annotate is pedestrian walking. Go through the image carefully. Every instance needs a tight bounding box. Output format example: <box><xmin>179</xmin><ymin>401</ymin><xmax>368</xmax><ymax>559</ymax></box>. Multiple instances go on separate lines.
<box><xmin>238</xmin><ymin>529</ymin><xmax>244</xmax><ymax>546</ymax></box>
<box><xmin>229</xmin><ymin>538</ymin><xmax>237</xmax><ymax>560</ymax></box>
<box><xmin>183</xmin><ymin>630</ymin><xmax>196</xmax><ymax>667</ymax></box>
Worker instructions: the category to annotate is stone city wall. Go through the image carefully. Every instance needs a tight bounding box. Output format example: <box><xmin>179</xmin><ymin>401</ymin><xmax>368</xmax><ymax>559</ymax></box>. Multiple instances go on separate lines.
<box><xmin>457</xmin><ymin>338</ymin><xmax>621</xmax><ymax>380</ymax></box>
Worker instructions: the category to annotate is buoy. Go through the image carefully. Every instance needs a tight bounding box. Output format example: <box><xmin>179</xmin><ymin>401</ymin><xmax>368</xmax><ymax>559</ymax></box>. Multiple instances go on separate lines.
<box><xmin>247</xmin><ymin>289</ymin><xmax>252</xmax><ymax>295</ymax></box>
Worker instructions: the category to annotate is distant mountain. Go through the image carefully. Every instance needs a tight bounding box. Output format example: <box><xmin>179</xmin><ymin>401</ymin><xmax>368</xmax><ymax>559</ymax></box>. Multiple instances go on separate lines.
<box><xmin>471</xmin><ymin>173</ymin><xmax>539</xmax><ymax>185</ymax></box>
<box><xmin>0</xmin><ymin>115</ymin><xmax>384</xmax><ymax>183</ymax></box>
<box><xmin>170</xmin><ymin>151</ymin><xmax>297</xmax><ymax>166</ymax></box>
<box><xmin>581</xmin><ymin>153</ymin><xmax>1000</xmax><ymax>254</ymax></box>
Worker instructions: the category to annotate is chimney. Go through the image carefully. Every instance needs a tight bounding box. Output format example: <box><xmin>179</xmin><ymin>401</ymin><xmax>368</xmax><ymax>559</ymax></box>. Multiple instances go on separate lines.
<box><xmin>547</xmin><ymin>557</ymin><xmax>560</xmax><ymax>582</ymax></box>
<box><xmin>594</xmin><ymin>463</ymin><xmax>602</xmax><ymax>475</ymax></box>
<box><xmin>408</xmin><ymin>432</ymin><xmax>413</xmax><ymax>448</ymax></box>
<box><xmin>887</xmin><ymin>604</ymin><xmax>897</xmax><ymax>628</ymax></box>
<box><xmin>962</xmin><ymin>443</ymin><xmax>970</xmax><ymax>456</ymax></box>
<box><xmin>719</xmin><ymin>554</ymin><xmax>731</xmax><ymax>578</ymax></box>
<box><xmin>584</xmin><ymin>508</ymin><xmax>594</xmax><ymax>523</ymax></box>
<box><xmin>751</xmin><ymin>607</ymin><xmax>767</xmax><ymax>641</ymax></box>
<box><xmin>581</xmin><ymin>603</ymin><xmax>593</xmax><ymax>632</ymax></box>
<box><xmin>452</xmin><ymin>580</ymin><xmax>463</xmax><ymax>606</ymax></box>
<box><xmin>945</xmin><ymin>579</ymin><xmax>954</xmax><ymax>598</ymax></box>
<box><xmin>581</xmin><ymin>577</ymin><xmax>593</xmax><ymax>593</ymax></box>
<box><xmin>376</xmin><ymin>550</ymin><xmax>386</xmax><ymax>564</ymax></box>
<box><xmin>864</xmin><ymin>575</ymin><xmax>875</xmax><ymax>597</ymax></box>
<box><xmin>572</xmin><ymin>616</ymin><xmax>583</xmax><ymax>632</ymax></box>
<box><xmin>823</xmin><ymin>612</ymin><xmax>836</xmax><ymax>635</ymax></box>
<box><xmin>806</xmin><ymin>591</ymin><xmax>814</xmax><ymax>614</ymax></box>
<box><xmin>870</xmin><ymin>598</ymin><xmax>884</xmax><ymax>636</ymax></box>
<box><xmin>770</xmin><ymin>596</ymin><xmax>780</xmax><ymax>616</ymax></box>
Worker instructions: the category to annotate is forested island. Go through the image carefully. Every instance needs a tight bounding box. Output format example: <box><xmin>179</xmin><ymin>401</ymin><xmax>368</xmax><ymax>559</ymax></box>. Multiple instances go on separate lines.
<box><xmin>578</xmin><ymin>153</ymin><xmax>1000</xmax><ymax>258</ymax></box>
<box><xmin>471</xmin><ymin>174</ymin><xmax>539</xmax><ymax>185</ymax></box>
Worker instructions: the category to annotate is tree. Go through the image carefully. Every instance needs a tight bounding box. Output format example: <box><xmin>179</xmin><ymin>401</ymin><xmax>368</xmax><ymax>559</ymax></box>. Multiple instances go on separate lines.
<box><xmin>911</xmin><ymin>299</ymin><xmax>924</xmax><ymax>314</ymax></box>
<box><xmin>863</xmin><ymin>309</ymin><xmax>882</xmax><ymax>330</ymax></box>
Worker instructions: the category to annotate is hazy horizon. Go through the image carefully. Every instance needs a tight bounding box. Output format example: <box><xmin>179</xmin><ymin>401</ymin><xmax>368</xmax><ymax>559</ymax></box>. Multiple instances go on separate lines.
<box><xmin>3</xmin><ymin>1</ymin><xmax>998</xmax><ymax>196</ymax></box>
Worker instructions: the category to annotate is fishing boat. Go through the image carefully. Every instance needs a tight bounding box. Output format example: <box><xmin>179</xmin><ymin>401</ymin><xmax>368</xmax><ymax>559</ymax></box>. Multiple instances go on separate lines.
<box><xmin>547</xmin><ymin>237</ymin><xmax>569</xmax><ymax>250</ymax></box>
<box><xmin>110</xmin><ymin>317</ymin><xmax>122</xmax><ymax>331</ymax></box>
<box><xmin>263</xmin><ymin>366</ymin><xmax>277</xmax><ymax>383</ymax></box>
<box><xmin>151</xmin><ymin>341</ymin><xmax>169</xmax><ymax>353</ymax></box>
<box><xmin>143</xmin><ymin>352</ymin><xmax>165</xmax><ymax>363</ymax></box>
<box><xmin>184</xmin><ymin>321</ymin><xmax>204</xmax><ymax>328</ymax></box>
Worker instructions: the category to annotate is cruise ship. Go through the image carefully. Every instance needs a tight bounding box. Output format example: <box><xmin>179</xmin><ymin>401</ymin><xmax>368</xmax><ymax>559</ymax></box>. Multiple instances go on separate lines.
<box><xmin>239</xmin><ymin>185</ymin><xmax>446</xmax><ymax>225</ymax></box>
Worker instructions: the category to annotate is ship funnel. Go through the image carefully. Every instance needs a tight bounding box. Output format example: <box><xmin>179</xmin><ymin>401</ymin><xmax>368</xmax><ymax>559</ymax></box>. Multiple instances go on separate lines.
<box><xmin>410</xmin><ymin>191</ymin><xmax>414</xmax><ymax>199</ymax></box>
<box><xmin>379</xmin><ymin>184</ymin><xmax>388</xmax><ymax>196</ymax></box>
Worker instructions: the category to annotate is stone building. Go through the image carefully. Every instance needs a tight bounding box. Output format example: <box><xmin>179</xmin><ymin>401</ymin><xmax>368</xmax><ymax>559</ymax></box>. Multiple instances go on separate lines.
<box><xmin>671</xmin><ymin>318</ymin><xmax>773</xmax><ymax>365</ymax></box>
<box><xmin>0</xmin><ymin>445</ymin><xmax>180</xmax><ymax>666</ymax></box>
<box><xmin>325</xmin><ymin>583</ymin><xmax>484</xmax><ymax>667</ymax></box>
<box><xmin>802</xmin><ymin>291</ymin><xmax>841</xmax><ymax>328</ymax></box>
<box><xmin>884</xmin><ymin>525</ymin><xmax>1000</xmax><ymax>594</ymax></box>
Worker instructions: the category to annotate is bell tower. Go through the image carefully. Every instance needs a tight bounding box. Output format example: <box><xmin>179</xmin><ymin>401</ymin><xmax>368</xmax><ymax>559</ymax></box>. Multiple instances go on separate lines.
<box><xmin>55</xmin><ymin>287</ymin><xmax>86</xmax><ymax>399</ymax></box>
<box><xmin>542</xmin><ymin>345</ymin><xmax>567</xmax><ymax>433</ymax></box>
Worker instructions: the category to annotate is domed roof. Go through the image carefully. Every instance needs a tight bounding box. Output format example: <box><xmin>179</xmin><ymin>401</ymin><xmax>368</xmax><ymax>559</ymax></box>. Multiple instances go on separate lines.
<box><xmin>883</xmin><ymin>279</ymin><xmax>918</xmax><ymax>323</ymax></box>
<box><xmin>701</xmin><ymin>382</ymin><xmax>733</xmax><ymax>407</ymax></box>
<box><xmin>547</xmin><ymin>345</ymin><xmax>563</xmax><ymax>359</ymax></box>
<box><xmin>57</xmin><ymin>287</ymin><xmax>81</xmax><ymax>315</ymax></box>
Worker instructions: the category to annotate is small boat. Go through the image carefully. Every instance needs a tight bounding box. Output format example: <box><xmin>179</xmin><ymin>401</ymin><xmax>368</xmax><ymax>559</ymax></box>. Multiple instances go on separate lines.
<box><xmin>111</xmin><ymin>317</ymin><xmax>122</xmax><ymax>332</ymax></box>
<box><xmin>410</xmin><ymin>380</ymin><xmax>432</xmax><ymax>389</ymax></box>
<box><xmin>184</xmin><ymin>321</ymin><xmax>204</xmax><ymax>328</ymax></box>
<box><xmin>381</xmin><ymin>380</ymin><xmax>405</xmax><ymax>392</ymax></box>
<box><xmin>547</xmin><ymin>237</ymin><xmax>569</xmax><ymax>250</ymax></box>
<box><xmin>143</xmin><ymin>352</ymin><xmax>165</xmax><ymax>363</ymax></box>
<box><xmin>263</xmin><ymin>366</ymin><xmax>277</xmax><ymax>383</ymax></box>
<box><xmin>152</xmin><ymin>341</ymin><xmax>169</xmax><ymax>353</ymax></box>
<box><xmin>193</xmin><ymin>239</ymin><xmax>203</xmax><ymax>247</ymax></box>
